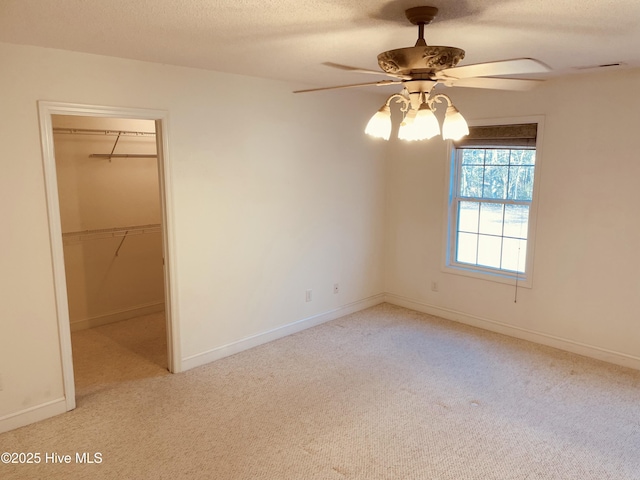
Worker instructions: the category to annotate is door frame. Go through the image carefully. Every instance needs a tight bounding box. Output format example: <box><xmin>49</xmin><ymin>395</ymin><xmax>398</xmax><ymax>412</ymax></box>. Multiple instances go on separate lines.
<box><xmin>38</xmin><ymin>101</ymin><xmax>181</xmax><ymax>411</ymax></box>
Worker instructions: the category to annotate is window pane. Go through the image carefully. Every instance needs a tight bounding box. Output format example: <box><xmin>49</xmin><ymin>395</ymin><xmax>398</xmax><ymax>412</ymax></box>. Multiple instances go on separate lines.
<box><xmin>485</xmin><ymin>149</ymin><xmax>510</xmax><ymax>165</ymax></box>
<box><xmin>503</xmin><ymin>204</ymin><xmax>529</xmax><ymax>238</ymax></box>
<box><xmin>456</xmin><ymin>232</ymin><xmax>478</xmax><ymax>264</ymax></box>
<box><xmin>461</xmin><ymin>149</ymin><xmax>485</xmax><ymax>165</ymax></box>
<box><xmin>458</xmin><ymin>201</ymin><xmax>479</xmax><ymax>233</ymax></box>
<box><xmin>479</xmin><ymin>203</ymin><xmax>504</xmax><ymax>235</ymax></box>
<box><xmin>477</xmin><ymin>235</ymin><xmax>502</xmax><ymax>269</ymax></box>
<box><xmin>501</xmin><ymin>238</ymin><xmax>527</xmax><ymax>273</ymax></box>
<box><xmin>507</xmin><ymin>166</ymin><xmax>534</xmax><ymax>201</ymax></box>
<box><xmin>482</xmin><ymin>166</ymin><xmax>508</xmax><ymax>199</ymax></box>
<box><xmin>509</xmin><ymin>149</ymin><xmax>535</xmax><ymax>165</ymax></box>
<box><xmin>451</xmin><ymin>135</ymin><xmax>537</xmax><ymax>280</ymax></box>
<box><xmin>459</xmin><ymin>166</ymin><xmax>483</xmax><ymax>197</ymax></box>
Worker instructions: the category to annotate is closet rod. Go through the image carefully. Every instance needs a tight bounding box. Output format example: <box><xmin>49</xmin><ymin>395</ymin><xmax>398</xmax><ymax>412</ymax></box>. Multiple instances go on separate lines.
<box><xmin>53</xmin><ymin>127</ymin><xmax>156</xmax><ymax>137</ymax></box>
<box><xmin>89</xmin><ymin>154</ymin><xmax>158</xmax><ymax>158</ymax></box>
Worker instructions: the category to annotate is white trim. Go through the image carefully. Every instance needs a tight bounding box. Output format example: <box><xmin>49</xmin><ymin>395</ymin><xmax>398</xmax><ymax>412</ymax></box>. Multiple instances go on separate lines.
<box><xmin>38</xmin><ymin>105</ymin><xmax>76</xmax><ymax>412</ymax></box>
<box><xmin>37</xmin><ymin>101</ymin><xmax>182</xmax><ymax>420</ymax></box>
<box><xmin>0</xmin><ymin>398</ymin><xmax>67</xmax><ymax>434</ymax></box>
<box><xmin>182</xmin><ymin>294</ymin><xmax>385</xmax><ymax>371</ymax></box>
<box><xmin>441</xmin><ymin>115</ymin><xmax>545</xmax><ymax>288</ymax></box>
<box><xmin>70</xmin><ymin>302</ymin><xmax>165</xmax><ymax>332</ymax></box>
<box><xmin>154</xmin><ymin>118</ymin><xmax>182</xmax><ymax>373</ymax></box>
<box><xmin>384</xmin><ymin>293</ymin><xmax>640</xmax><ymax>371</ymax></box>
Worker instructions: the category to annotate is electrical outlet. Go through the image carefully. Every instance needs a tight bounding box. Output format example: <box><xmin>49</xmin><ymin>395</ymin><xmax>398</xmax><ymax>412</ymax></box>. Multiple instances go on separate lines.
<box><xmin>305</xmin><ymin>289</ymin><xmax>312</xmax><ymax>302</ymax></box>
<box><xmin>333</xmin><ymin>283</ymin><xmax>340</xmax><ymax>294</ymax></box>
<box><xmin>431</xmin><ymin>281</ymin><xmax>439</xmax><ymax>292</ymax></box>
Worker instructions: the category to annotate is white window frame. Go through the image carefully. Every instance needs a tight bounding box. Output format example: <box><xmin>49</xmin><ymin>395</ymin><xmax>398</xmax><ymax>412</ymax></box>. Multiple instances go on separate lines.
<box><xmin>442</xmin><ymin>116</ymin><xmax>544</xmax><ymax>287</ymax></box>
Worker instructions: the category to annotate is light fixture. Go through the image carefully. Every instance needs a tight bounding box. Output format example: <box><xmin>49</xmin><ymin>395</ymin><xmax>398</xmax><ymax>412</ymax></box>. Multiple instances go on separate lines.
<box><xmin>364</xmin><ymin>105</ymin><xmax>392</xmax><ymax>140</ymax></box>
<box><xmin>442</xmin><ymin>104</ymin><xmax>469</xmax><ymax>140</ymax></box>
<box><xmin>412</xmin><ymin>103</ymin><xmax>440</xmax><ymax>140</ymax></box>
<box><xmin>397</xmin><ymin>108</ymin><xmax>418</xmax><ymax>141</ymax></box>
<box><xmin>365</xmin><ymin>86</ymin><xmax>468</xmax><ymax>142</ymax></box>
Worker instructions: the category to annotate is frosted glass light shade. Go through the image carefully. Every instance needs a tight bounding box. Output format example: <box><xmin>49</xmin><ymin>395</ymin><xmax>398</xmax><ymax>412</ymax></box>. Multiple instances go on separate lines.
<box><xmin>365</xmin><ymin>105</ymin><xmax>392</xmax><ymax>140</ymax></box>
<box><xmin>442</xmin><ymin>105</ymin><xmax>469</xmax><ymax>140</ymax></box>
<box><xmin>412</xmin><ymin>104</ymin><xmax>441</xmax><ymax>140</ymax></box>
<box><xmin>398</xmin><ymin>109</ymin><xmax>419</xmax><ymax>141</ymax></box>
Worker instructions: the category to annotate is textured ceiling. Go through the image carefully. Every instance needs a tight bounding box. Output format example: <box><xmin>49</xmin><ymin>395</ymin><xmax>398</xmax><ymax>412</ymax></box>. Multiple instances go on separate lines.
<box><xmin>1</xmin><ymin>0</ymin><xmax>639</xmax><ymax>90</ymax></box>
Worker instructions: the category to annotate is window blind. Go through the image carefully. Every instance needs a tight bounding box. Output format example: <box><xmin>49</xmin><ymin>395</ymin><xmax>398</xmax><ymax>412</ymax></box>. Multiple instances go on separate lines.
<box><xmin>454</xmin><ymin>123</ymin><xmax>537</xmax><ymax>148</ymax></box>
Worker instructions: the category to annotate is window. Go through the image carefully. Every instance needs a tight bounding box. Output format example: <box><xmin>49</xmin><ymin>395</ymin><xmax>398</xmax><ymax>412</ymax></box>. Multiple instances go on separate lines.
<box><xmin>445</xmin><ymin>120</ymin><xmax>542</xmax><ymax>285</ymax></box>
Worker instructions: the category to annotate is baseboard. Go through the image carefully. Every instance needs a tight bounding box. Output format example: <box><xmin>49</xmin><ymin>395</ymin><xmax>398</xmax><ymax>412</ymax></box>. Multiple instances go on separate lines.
<box><xmin>384</xmin><ymin>293</ymin><xmax>640</xmax><ymax>371</ymax></box>
<box><xmin>70</xmin><ymin>302</ymin><xmax>165</xmax><ymax>332</ymax></box>
<box><xmin>0</xmin><ymin>397</ymin><xmax>68</xmax><ymax>434</ymax></box>
<box><xmin>182</xmin><ymin>294</ymin><xmax>386</xmax><ymax>371</ymax></box>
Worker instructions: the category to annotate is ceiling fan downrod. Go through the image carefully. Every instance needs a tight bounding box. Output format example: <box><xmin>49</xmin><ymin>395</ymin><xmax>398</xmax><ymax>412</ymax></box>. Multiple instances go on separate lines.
<box><xmin>405</xmin><ymin>6</ymin><xmax>439</xmax><ymax>47</ymax></box>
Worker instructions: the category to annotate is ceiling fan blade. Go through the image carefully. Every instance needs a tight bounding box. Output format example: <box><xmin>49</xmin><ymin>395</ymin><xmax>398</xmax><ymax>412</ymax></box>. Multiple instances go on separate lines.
<box><xmin>445</xmin><ymin>77</ymin><xmax>544</xmax><ymax>91</ymax></box>
<box><xmin>323</xmin><ymin>62</ymin><xmax>412</xmax><ymax>80</ymax></box>
<box><xmin>439</xmin><ymin>58</ymin><xmax>551</xmax><ymax>80</ymax></box>
<box><xmin>293</xmin><ymin>80</ymin><xmax>402</xmax><ymax>93</ymax></box>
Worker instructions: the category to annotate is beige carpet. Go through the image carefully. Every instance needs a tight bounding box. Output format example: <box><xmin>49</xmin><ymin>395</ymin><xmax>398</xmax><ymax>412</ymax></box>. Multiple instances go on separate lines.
<box><xmin>2</xmin><ymin>304</ymin><xmax>639</xmax><ymax>479</ymax></box>
<box><xmin>70</xmin><ymin>312</ymin><xmax>169</xmax><ymax>399</ymax></box>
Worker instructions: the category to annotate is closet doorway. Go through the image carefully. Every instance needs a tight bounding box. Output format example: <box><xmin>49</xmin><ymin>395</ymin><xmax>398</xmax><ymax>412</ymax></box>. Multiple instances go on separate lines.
<box><xmin>39</xmin><ymin>103</ymin><xmax>179</xmax><ymax>412</ymax></box>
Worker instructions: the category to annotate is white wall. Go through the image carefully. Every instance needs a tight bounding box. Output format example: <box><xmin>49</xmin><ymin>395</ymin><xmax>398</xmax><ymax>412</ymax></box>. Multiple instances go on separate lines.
<box><xmin>384</xmin><ymin>68</ymin><xmax>640</xmax><ymax>367</ymax></box>
<box><xmin>0</xmin><ymin>42</ymin><xmax>386</xmax><ymax>429</ymax></box>
<box><xmin>53</xmin><ymin>116</ymin><xmax>165</xmax><ymax>329</ymax></box>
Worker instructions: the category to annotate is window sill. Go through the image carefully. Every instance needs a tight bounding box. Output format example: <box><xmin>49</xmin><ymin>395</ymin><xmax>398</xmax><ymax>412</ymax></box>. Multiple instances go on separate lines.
<box><xmin>442</xmin><ymin>263</ymin><xmax>533</xmax><ymax>288</ymax></box>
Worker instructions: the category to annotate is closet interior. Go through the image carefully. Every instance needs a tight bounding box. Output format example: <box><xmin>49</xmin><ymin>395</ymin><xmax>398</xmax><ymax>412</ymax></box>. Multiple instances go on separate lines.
<box><xmin>52</xmin><ymin>114</ymin><xmax>169</xmax><ymax>393</ymax></box>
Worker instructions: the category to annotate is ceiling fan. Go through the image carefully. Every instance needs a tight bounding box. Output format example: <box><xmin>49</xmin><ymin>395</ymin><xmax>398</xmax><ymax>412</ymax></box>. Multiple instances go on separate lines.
<box><xmin>294</xmin><ymin>6</ymin><xmax>551</xmax><ymax>141</ymax></box>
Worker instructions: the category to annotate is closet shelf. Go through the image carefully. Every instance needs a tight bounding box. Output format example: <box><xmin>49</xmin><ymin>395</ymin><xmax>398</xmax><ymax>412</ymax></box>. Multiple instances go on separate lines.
<box><xmin>89</xmin><ymin>154</ymin><xmax>157</xmax><ymax>158</ymax></box>
<box><xmin>62</xmin><ymin>224</ymin><xmax>161</xmax><ymax>244</ymax></box>
<box><xmin>53</xmin><ymin>127</ymin><xmax>157</xmax><ymax>160</ymax></box>
<box><xmin>53</xmin><ymin>127</ymin><xmax>156</xmax><ymax>137</ymax></box>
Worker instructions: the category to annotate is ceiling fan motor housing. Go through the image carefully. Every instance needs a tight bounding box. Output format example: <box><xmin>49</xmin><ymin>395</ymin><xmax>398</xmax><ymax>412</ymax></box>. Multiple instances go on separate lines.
<box><xmin>378</xmin><ymin>46</ymin><xmax>466</xmax><ymax>76</ymax></box>
<box><xmin>378</xmin><ymin>6</ymin><xmax>465</xmax><ymax>76</ymax></box>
